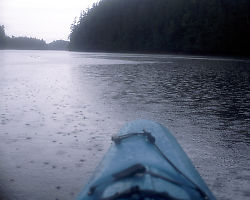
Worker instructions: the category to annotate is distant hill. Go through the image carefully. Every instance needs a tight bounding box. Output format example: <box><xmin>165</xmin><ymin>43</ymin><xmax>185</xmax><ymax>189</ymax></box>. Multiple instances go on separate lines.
<box><xmin>47</xmin><ymin>40</ymin><xmax>69</xmax><ymax>50</ymax></box>
<box><xmin>69</xmin><ymin>0</ymin><xmax>250</xmax><ymax>57</ymax></box>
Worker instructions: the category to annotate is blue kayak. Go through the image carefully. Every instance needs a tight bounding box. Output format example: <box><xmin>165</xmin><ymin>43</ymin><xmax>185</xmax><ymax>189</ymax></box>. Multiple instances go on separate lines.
<box><xmin>77</xmin><ymin>120</ymin><xmax>216</xmax><ymax>200</ymax></box>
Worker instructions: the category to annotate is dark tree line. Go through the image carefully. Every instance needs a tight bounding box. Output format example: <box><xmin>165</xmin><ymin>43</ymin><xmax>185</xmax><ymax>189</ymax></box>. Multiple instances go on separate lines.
<box><xmin>69</xmin><ymin>0</ymin><xmax>250</xmax><ymax>56</ymax></box>
<box><xmin>5</xmin><ymin>36</ymin><xmax>47</xmax><ymax>50</ymax></box>
<box><xmin>0</xmin><ymin>25</ymin><xmax>69</xmax><ymax>50</ymax></box>
<box><xmin>0</xmin><ymin>25</ymin><xmax>47</xmax><ymax>50</ymax></box>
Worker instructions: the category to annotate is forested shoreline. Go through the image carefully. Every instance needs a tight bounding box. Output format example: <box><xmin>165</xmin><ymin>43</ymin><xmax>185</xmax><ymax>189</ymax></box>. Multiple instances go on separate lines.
<box><xmin>0</xmin><ymin>25</ymin><xmax>68</xmax><ymax>50</ymax></box>
<box><xmin>69</xmin><ymin>0</ymin><xmax>250</xmax><ymax>57</ymax></box>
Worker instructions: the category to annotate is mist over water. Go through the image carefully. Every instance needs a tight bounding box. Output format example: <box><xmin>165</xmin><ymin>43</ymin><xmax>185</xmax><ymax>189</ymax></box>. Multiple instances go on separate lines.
<box><xmin>0</xmin><ymin>50</ymin><xmax>249</xmax><ymax>200</ymax></box>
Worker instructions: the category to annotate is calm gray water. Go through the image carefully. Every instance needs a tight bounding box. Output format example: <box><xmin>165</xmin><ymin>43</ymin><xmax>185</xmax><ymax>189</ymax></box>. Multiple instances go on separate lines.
<box><xmin>0</xmin><ymin>50</ymin><xmax>249</xmax><ymax>200</ymax></box>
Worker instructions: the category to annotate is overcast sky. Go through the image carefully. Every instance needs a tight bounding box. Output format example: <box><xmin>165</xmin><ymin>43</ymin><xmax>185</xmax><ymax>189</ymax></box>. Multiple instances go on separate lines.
<box><xmin>0</xmin><ymin>0</ymin><xmax>99</xmax><ymax>42</ymax></box>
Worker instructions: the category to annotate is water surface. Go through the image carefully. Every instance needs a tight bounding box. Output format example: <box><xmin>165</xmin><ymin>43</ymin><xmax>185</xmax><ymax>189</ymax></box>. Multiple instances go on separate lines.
<box><xmin>0</xmin><ymin>50</ymin><xmax>249</xmax><ymax>200</ymax></box>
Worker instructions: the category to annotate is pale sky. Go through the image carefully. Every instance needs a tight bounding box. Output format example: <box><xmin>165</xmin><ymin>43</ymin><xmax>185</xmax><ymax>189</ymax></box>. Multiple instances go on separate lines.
<box><xmin>0</xmin><ymin>0</ymin><xmax>99</xmax><ymax>43</ymax></box>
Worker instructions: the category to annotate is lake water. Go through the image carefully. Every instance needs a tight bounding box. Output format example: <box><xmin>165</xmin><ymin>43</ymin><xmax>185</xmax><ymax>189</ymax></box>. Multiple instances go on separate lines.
<box><xmin>0</xmin><ymin>50</ymin><xmax>249</xmax><ymax>200</ymax></box>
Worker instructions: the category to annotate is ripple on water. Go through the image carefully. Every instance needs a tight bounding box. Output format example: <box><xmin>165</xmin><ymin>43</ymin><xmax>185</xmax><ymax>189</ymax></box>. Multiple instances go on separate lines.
<box><xmin>0</xmin><ymin>51</ymin><xmax>249</xmax><ymax>200</ymax></box>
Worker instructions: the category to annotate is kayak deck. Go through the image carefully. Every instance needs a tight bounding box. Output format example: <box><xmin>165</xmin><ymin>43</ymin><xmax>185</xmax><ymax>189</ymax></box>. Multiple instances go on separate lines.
<box><xmin>77</xmin><ymin>120</ymin><xmax>215</xmax><ymax>200</ymax></box>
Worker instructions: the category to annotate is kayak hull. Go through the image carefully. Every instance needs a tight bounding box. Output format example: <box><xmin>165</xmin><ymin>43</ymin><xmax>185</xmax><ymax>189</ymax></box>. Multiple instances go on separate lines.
<box><xmin>77</xmin><ymin>120</ymin><xmax>215</xmax><ymax>200</ymax></box>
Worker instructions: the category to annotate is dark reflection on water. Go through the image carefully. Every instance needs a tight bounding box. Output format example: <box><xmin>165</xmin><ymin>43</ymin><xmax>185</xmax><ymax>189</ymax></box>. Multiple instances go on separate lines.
<box><xmin>78</xmin><ymin>57</ymin><xmax>249</xmax><ymax>143</ymax></box>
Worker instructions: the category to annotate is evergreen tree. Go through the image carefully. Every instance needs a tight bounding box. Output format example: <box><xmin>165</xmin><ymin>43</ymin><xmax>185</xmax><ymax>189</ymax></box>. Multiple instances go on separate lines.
<box><xmin>0</xmin><ymin>25</ymin><xmax>6</xmax><ymax>49</ymax></box>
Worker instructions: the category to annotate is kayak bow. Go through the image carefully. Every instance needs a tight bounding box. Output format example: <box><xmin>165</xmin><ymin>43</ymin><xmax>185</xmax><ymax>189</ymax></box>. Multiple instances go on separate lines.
<box><xmin>77</xmin><ymin>120</ymin><xmax>216</xmax><ymax>200</ymax></box>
